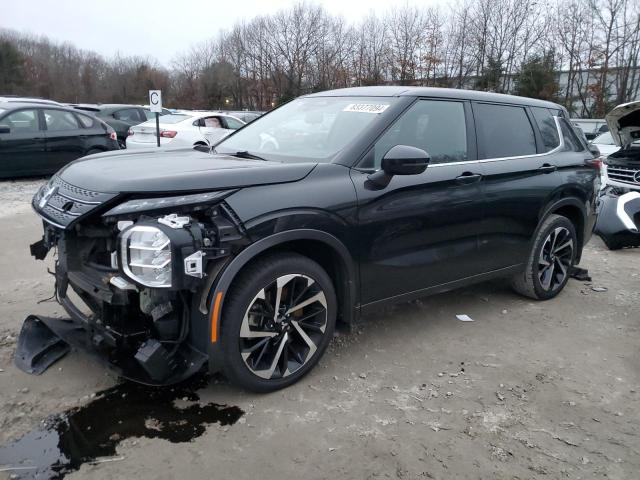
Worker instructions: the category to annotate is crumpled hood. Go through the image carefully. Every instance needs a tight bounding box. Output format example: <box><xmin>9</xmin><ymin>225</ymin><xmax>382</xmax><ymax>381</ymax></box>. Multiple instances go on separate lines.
<box><xmin>606</xmin><ymin>101</ymin><xmax>640</xmax><ymax>147</ymax></box>
<box><xmin>58</xmin><ymin>148</ymin><xmax>317</xmax><ymax>193</ymax></box>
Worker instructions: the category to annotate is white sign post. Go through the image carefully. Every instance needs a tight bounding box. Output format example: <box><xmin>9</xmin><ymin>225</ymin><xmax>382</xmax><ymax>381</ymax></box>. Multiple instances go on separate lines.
<box><xmin>149</xmin><ymin>90</ymin><xmax>162</xmax><ymax>147</ymax></box>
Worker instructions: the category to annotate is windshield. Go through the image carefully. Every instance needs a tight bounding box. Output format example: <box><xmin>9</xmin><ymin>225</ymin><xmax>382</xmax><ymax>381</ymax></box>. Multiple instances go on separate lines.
<box><xmin>215</xmin><ymin>97</ymin><xmax>397</xmax><ymax>162</ymax></box>
<box><xmin>593</xmin><ymin>132</ymin><xmax>614</xmax><ymax>145</ymax></box>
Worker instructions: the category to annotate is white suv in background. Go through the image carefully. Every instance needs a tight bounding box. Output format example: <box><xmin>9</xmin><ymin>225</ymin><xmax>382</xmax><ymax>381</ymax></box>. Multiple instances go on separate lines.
<box><xmin>126</xmin><ymin>111</ymin><xmax>245</xmax><ymax>149</ymax></box>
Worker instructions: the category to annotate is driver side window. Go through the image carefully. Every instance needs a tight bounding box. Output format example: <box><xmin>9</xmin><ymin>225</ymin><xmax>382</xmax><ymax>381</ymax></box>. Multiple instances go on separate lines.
<box><xmin>365</xmin><ymin>100</ymin><xmax>468</xmax><ymax>169</ymax></box>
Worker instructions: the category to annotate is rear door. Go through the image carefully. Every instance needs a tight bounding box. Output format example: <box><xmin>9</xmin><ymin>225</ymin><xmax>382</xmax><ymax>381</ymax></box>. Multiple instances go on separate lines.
<box><xmin>473</xmin><ymin>102</ymin><xmax>562</xmax><ymax>271</ymax></box>
<box><xmin>43</xmin><ymin>108</ymin><xmax>85</xmax><ymax>171</ymax></box>
<box><xmin>0</xmin><ymin>108</ymin><xmax>46</xmax><ymax>178</ymax></box>
<box><xmin>352</xmin><ymin>98</ymin><xmax>486</xmax><ymax>305</ymax></box>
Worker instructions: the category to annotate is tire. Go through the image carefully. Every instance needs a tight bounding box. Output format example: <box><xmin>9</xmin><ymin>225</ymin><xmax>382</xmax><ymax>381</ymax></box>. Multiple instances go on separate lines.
<box><xmin>511</xmin><ymin>214</ymin><xmax>578</xmax><ymax>300</ymax></box>
<box><xmin>220</xmin><ymin>252</ymin><xmax>337</xmax><ymax>392</ymax></box>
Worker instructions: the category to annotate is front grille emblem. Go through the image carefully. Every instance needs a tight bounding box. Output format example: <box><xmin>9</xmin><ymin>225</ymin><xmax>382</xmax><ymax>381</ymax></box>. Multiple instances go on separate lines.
<box><xmin>39</xmin><ymin>186</ymin><xmax>58</xmax><ymax>209</ymax></box>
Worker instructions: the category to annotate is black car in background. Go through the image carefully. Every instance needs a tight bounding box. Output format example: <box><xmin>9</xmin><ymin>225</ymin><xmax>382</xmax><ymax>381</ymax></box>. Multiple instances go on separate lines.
<box><xmin>0</xmin><ymin>102</ymin><xmax>119</xmax><ymax>179</ymax></box>
<box><xmin>70</xmin><ymin>104</ymin><xmax>171</xmax><ymax>148</ymax></box>
<box><xmin>23</xmin><ymin>87</ymin><xmax>599</xmax><ymax>392</ymax></box>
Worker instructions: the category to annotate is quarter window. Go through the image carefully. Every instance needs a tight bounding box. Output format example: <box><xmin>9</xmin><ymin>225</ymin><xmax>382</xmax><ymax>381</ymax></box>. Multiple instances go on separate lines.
<box><xmin>0</xmin><ymin>109</ymin><xmax>39</xmax><ymax>132</ymax></box>
<box><xmin>531</xmin><ymin>107</ymin><xmax>560</xmax><ymax>152</ymax></box>
<box><xmin>474</xmin><ymin>103</ymin><xmax>536</xmax><ymax>158</ymax></box>
<box><xmin>369</xmin><ymin>100</ymin><xmax>467</xmax><ymax>168</ymax></box>
<box><xmin>44</xmin><ymin>109</ymin><xmax>79</xmax><ymax>131</ymax></box>
<box><xmin>559</xmin><ymin>118</ymin><xmax>585</xmax><ymax>152</ymax></box>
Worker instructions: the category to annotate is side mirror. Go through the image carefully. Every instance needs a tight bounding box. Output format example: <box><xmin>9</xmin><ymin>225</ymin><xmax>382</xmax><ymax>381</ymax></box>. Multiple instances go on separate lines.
<box><xmin>367</xmin><ymin>145</ymin><xmax>430</xmax><ymax>189</ymax></box>
<box><xmin>0</xmin><ymin>125</ymin><xmax>10</xmax><ymax>134</ymax></box>
<box><xmin>381</xmin><ymin>145</ymin><xmax>430</xmax><ymax>175</ymax></box>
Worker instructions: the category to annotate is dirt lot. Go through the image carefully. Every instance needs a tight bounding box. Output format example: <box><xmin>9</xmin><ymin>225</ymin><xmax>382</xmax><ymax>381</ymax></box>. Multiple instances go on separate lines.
<box><xmin>0</xmin><ymin>178</ymin><xmax>638</xmax><ymax>479</ymax></box>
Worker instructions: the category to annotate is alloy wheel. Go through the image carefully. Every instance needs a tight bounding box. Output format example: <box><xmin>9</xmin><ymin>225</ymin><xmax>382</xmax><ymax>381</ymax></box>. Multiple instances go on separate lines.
<box><xmin>538</xmin><ymin>226</ymin><xmax>574</xmax><ymax>291</ymax></box>
<box><xmin>239</xmin><ymin>274</ymin><xmax>328</xmax><ymax>380</ymax></box>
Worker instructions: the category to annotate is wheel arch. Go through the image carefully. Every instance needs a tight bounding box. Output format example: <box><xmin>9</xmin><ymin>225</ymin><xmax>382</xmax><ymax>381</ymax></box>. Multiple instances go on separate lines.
<box><xmin>540</xmin><ymin>196</ymin><xmax>588</xmax><ymax>261</ymax></box>
<box><xmin>206</xmin><ymin>229</ymin><xmax>358</xmax><ymax>370</ymax></box>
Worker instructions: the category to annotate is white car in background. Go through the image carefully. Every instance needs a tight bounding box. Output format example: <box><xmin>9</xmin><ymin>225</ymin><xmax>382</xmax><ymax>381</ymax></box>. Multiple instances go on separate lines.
<box><xmin>591</xmin><ymin>131</ymin><xmax>621</xmax><ymax>157</ymax></box>
<box><xmin>126</xmin><ymin>111</ymin><xmax>245</xmax><ymax>149</ymax></box>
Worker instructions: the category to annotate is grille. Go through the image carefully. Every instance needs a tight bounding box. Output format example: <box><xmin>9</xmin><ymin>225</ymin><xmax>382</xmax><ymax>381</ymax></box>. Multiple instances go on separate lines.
<box><xmin>607</xmin><ymin>165</ymin><xmax>640</xmax><ymax>186</ymax></box>
<box><xmin>33</xmin><ymin>175</ymin><xmax>117</xmax><ymax>228</ymax></box>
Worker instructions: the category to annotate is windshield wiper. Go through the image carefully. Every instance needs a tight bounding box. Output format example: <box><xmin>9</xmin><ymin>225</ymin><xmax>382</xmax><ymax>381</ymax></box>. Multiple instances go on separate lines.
<box><xmin>229</xmin><ymin>150</ymin><xmax>267</xmax><ymax>161</ymax></box>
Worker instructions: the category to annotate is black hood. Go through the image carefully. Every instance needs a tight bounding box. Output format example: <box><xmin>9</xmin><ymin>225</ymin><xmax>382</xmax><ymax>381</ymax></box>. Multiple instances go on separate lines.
<box><xmin>58</xmin><ymin>148</ymin><xmax>317</xmax><ymax>193</ymax></box>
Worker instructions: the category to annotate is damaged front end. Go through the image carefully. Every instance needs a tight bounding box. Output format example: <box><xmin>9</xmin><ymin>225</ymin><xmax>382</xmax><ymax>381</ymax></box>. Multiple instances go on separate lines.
<box><xmin>17</xmin><ymin>176</ymin><xmax>247</xmax><ymax>385</ymax></box>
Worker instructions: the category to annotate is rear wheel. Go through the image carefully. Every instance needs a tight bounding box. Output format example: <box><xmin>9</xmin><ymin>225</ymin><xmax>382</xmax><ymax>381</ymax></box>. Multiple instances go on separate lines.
<box><xmin>220</xmin><ymin>253</ymin><xmax>336</xmax><ymax>392</ymax></box>
<box><xmin>511</xmin><ymin>214</ymin><xmax>577</xmax><ymax>300</ymax></box>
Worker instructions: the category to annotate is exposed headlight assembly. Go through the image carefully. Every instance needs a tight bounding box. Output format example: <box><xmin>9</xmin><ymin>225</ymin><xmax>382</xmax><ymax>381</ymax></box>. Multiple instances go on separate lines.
<box><xmin>121</xmin><ymin>226</ymin><xmax>173</xmax><ymax>288</ymax></box>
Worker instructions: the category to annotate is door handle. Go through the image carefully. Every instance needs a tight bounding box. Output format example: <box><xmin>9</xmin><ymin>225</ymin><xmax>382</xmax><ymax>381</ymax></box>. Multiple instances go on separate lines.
<box><xmin>455</xmin><ymin>172</ymin><xmax>482</xmax><ymax>185</ymax></box>
<box><xmin>538</xmin><ymin>163</ymin><xmax>557</xmax><ymax>173</ymax></box>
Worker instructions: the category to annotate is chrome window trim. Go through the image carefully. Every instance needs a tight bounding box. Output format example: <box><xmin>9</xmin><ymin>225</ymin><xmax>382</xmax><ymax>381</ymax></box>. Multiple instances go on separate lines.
<box><xmin>427</xmin><ymin>116</ymin><xmax>566</xmax><ymax>168</ymax></box>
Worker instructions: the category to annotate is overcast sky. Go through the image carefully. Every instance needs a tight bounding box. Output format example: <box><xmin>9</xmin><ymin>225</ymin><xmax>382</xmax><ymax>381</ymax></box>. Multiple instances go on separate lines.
<box><xmin>2</xmin><ymin>0</ymin><xmax>449</xmax><ymax>66</ymax></box>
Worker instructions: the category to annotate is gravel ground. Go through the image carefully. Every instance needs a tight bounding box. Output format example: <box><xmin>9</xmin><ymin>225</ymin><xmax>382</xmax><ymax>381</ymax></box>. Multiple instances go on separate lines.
<box><xmin>0</xmin><ymin>178</ymin><xmax>638</xmax><ymax>479</ymax></box>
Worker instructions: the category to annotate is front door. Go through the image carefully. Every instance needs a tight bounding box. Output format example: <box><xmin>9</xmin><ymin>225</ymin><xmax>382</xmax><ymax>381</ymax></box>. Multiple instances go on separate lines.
<box><xmin>351</xmin><ymin>99</ymin><xmax>486</xmax><ymax>306</ymax></box>
<box><xmin>0</xmin><ymin>108</ymin><xmax>46</xmax><ymax>178</ymax></box>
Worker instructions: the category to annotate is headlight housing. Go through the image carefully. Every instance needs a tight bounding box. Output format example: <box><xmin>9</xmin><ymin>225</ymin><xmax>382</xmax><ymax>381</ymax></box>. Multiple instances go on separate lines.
<box><xmin>121</xmin><ymin>226</ymin><xmax>172</xmax><ymax>288</ymax></box>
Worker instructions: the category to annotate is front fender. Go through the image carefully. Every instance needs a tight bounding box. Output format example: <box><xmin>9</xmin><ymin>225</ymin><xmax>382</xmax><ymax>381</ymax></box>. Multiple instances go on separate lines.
<box><xmin>205</xmin><ymin>229</ymin><xmax>358</xmax><ymax>373</ymax></box>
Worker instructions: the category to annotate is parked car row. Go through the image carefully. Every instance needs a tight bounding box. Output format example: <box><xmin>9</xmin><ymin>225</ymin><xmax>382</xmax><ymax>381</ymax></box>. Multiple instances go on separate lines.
<box><xmin>0</xmin><ymin>94</ymin><xmax>264</xmax><ymax>178</ymax></box>
<box><xmin>0</xmin><ymin>102</ymin><xmax>119</xmax><ymax>178</ymax></box>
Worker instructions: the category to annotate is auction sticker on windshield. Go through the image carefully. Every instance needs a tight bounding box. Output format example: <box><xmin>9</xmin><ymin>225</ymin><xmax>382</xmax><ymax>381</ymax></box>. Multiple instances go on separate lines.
<box><xmin>343</xmin><ymin>103</ymin><xmax>390</xmax><ymax>114</ymax></box>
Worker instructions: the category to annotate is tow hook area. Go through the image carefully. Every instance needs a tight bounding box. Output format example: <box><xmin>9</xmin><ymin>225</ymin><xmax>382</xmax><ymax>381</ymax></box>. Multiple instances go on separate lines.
<box><xmin>14</xmin><ymin>315</ymin><xmax>70</xmax><ymax>374</ymax></box>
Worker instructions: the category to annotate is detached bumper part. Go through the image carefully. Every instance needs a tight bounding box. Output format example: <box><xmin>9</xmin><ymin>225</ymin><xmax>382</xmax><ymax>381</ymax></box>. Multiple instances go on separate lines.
<box><xmin>14</xmin><ymin>314</ymin><xmax>208</xmax><ymax>386</ymax></box>
<box><xmin>15</xmin><ymin>316</ymin><xmax>70</xmax><ymax>374</ymax></box>
<box><xmin>595</xmin><ymin>191</ymin><xmax>640</xmax><ymax>249</ymax></box>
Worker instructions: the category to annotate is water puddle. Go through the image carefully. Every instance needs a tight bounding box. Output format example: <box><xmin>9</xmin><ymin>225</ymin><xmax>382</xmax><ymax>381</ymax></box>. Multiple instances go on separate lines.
<box><xmin>0</xmin><ymin>375</ymin><xmax>243</xmax><ymax>479</ymax></box>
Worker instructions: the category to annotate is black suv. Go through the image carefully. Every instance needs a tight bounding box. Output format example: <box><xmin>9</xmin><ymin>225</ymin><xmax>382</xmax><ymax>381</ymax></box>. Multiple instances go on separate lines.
<box><xmin>70</xmin><ymin>104</ymin><xmax>170</xmax><ymax>148</ymax></box>
<box><xmin>21</xmin><ymin>87</ymin><xmax>599</xmax><ymax>392</ymax></box>
<box><xmin>0</xmin><ymin>102</ymin><xmax>119</xmax><ymax>178</ymax></box>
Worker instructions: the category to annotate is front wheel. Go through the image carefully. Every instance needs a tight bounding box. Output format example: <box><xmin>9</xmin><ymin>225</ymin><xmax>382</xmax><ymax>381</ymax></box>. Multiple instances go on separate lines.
<box><xmin>511</xmin><ymin>214</ymin><xmax>577</xmax><ymax>300</ymax></box>
<box><xmin>220</xmin><ymin>253</ymin><xmax>337</xmax><ymax>392</ymax></box>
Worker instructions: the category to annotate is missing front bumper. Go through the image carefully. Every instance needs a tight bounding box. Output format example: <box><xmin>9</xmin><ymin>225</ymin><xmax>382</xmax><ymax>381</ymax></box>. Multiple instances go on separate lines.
<box><xmin>14</xmin><ymin>314</ymin><xmax>208</xmax><ymax>386</ymax></box>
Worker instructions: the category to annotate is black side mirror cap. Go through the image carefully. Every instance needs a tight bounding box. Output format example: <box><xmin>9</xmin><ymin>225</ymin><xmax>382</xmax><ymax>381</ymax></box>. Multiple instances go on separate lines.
<box><xmin>381</xmin><ymin>145</ymin><xmax>430</xmax><ymax>175</ymax></box>
<box><xmin>366</xmin><ymin>145</ymin><xmax>430</xmax><ymax>189</ymax></box>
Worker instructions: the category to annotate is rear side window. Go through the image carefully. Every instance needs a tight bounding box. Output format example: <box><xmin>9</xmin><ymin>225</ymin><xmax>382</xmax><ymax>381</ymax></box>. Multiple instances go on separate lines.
<box><xmin>474</xmin><ymin>103</ymin><xmax>536</xmax><ymax>158</ymax></box>
<box><xmin>369</xmin><ymin>99</ymin><xmax>467</xmax><ymax>167</ymax></box>
<box><xmin>224</xmin><ymin>117</ymin><xmax>244</xmax><ymax>130</ymax></box>
<box><xmin>44</xmin><ymin>109</ymin><xmax>80</xmax><ymax>131</ymax></box>
<box><xmin>76</xmin><ymin>113</ymin><xmax>95</xmax><ymax>128</ymax></box>
<box><xmin>531</xmin><ymin>107</ymin><xmax>560</xmax><ymax>152</ymax></box>
<box><xmin>113</xmin><ymin>108</ymin><xmax>144</xmax><ymax>122</ymax></box>
<box><xmin>559</xmin><ymin>118</ymin><xmax>585</xmax><ymax>152</ymax></box>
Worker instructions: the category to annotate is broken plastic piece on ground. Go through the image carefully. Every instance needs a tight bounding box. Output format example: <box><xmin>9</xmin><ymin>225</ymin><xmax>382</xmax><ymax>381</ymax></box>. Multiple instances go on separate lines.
<box><xmin>569</xmin><ymin>266</ymin><xmax>591</xmax><ymax>282</ymax></box>
<box><xmin>455</xmin><ymin>314</ymin><xmax>474</xmax><ymax>322</ymax></box>
<box><xmin>14</xmin><ymin>315</ymin><xmax>70</xmax><ymax>375</ymax></box>
<box><xmin>591</xmin><ymin>286</ymin><xmax>608</xmax><ymax>292</ymax></box>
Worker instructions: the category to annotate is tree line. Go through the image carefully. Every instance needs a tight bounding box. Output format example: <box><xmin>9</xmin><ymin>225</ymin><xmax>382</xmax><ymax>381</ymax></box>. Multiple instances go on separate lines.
<box><xmin>1</xmin><ymin>0</ymin><xmax>639</xmax><ymax>117</ymax></box>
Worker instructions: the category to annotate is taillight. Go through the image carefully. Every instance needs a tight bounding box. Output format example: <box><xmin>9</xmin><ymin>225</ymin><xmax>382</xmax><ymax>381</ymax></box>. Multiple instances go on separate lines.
<box><xmin>110</xmin><ymin>131</ymin><xmax>118</xmax><ymax>141</ymax></box>
<box><xmin>160</xmin><ymin>130</ymin><xmax>177</xmax><ymax>138</ymax></box>
<box><xmin>585</xmin><ymin>156</ymin><xmax>604</xmax><ymax>172</ymax></box>
<box><xmin>127</xmin><ymin>129</ymin><xmax>133</xmax><ymax>137</ymax></box>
